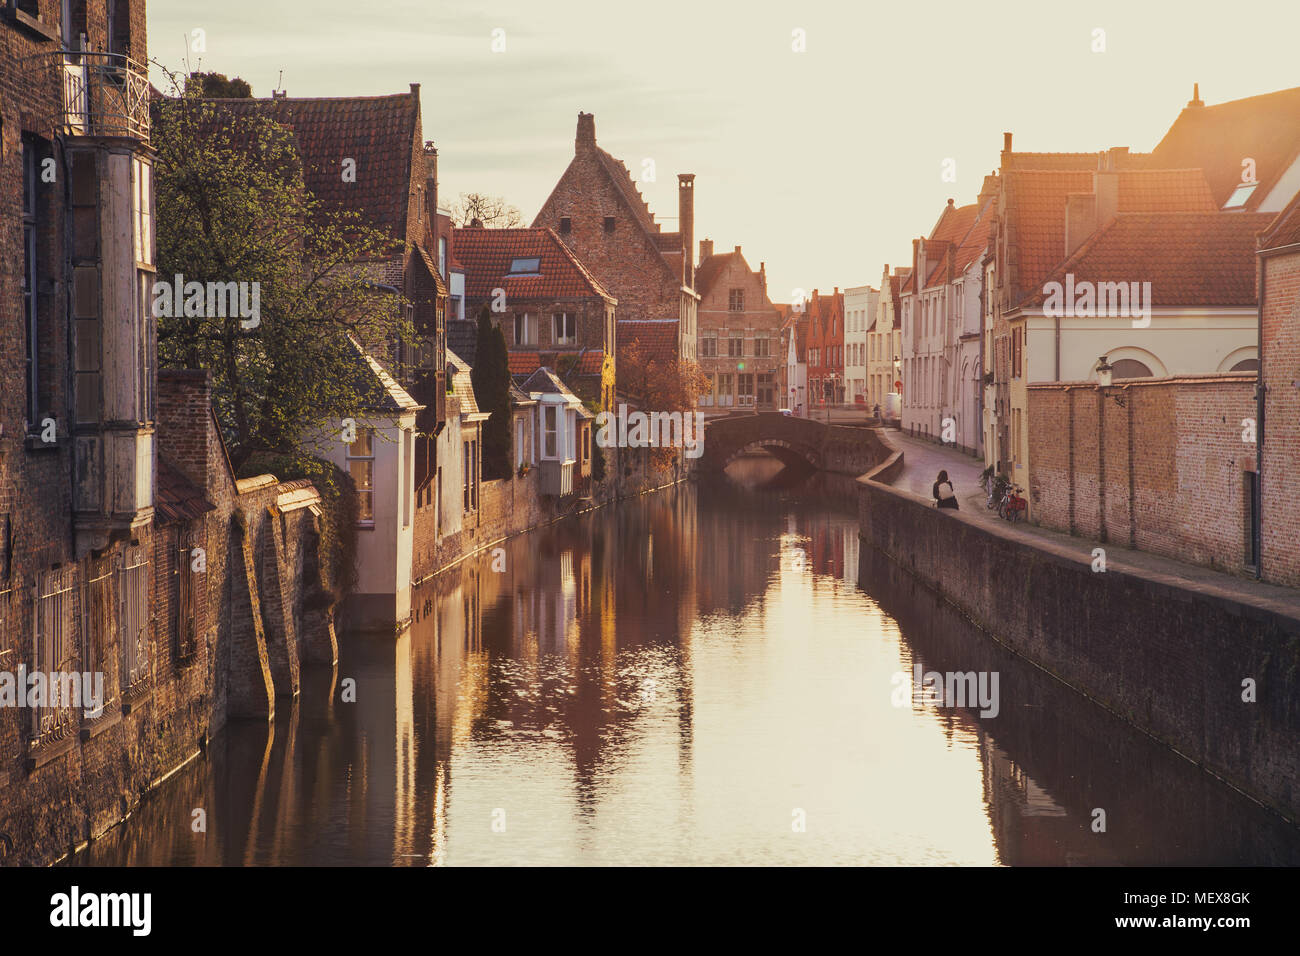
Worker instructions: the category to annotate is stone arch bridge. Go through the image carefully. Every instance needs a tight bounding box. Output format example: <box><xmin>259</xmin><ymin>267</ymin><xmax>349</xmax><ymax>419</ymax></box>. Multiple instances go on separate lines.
<box><xmin>698</xmin><ymin>413</ymin><xmax>891</xmax><ymax>477</ymax></box>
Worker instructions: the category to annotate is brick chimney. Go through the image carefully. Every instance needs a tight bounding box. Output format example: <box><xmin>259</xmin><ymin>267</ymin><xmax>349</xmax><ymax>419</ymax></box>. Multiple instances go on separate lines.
<box><xmin>1187</xmin><ymin>82</ymin><xmax>1203</xmax><ymax>107</ymax></box>
<box><xmin>1095</xmin><ymin>150</ymin><xmax>1120</xmax><ymax>223</ymax></box>
<box><xmin>424</xmin><ymin>141</ymin><xmax>439</xmax><ymax>229</ymax></box>
<box><xmin>157</xmin><ymin>370</ymin><xmax>217</xmax><ymax>495</ymax></box>
<box><xmin>576</xmin><ymin>112</ymin><xmax>596</xmax><ymax>153</ymax></box>
<box><xmin>679</xmin><ymin>173</ymin><xmax>696</xmax><ymax>287</ymax></box>
<box><xmin>699</xmin><ymin>238</ymin><xmax>714</xmax><ymax>261</ymax></box>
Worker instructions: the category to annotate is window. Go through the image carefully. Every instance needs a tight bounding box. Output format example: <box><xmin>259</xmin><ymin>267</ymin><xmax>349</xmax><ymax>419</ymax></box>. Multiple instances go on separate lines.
<box><xmin>700</xmin><ymin>334</ymin><xmax>717</xmax><ymax>357</ymax></box>
<box><xmin>121</xmin><ymin>544</ymin><xmax>149</xmax><ymax>694</ymax></box>
<box><xmin>514</xmin><ymin>313</ymin><xmax>535</xmax><ymax>346</ymax></box>
<box><xmin>603</xmin><ymin>216</ymin><xmax>615</xmax><ymax>233</ymax></box>
<box><xmin>463</xmin><ymin>441</ymin><xmax>471</xmax><ymax>510</ymax></box>
<box><xmin>739</xmin><ymin>373</ymin><xmax>755</xmax><ymax>405</ymax></box>
<box><xmin>174</xmin><ymin>529</ymin><xmax>200</xmax><ymax>663</ymax></box>
<box><xmin>755</xmin><ymin>336</ymin><xmax>770</xmax><ymax>358</ymax></box>
<box><xmin>758</xmin><ymin>373</ymin><xmax>774</xmax><ymax>406</ymax></box>
<box><xmin>35</xmin><ymin>566</ymin><xmax>78</xmax><ymax>737</ymax></box>
<box><xmin>516</xmin><ymin>418</ymin><xmax>526</xmax><ymax>467</ymax></box>
<box><xmin>508</xmin><ymin>257</ymin><xmax>541</xmax><ymax>275</ymax></box>
<box><xmin>438</xmin><ymin>237</ymin><xmax>447</xmax><ymax>278</ymax></box>
<box><xmin>729</xmin><ymin>289</ymin><xmax>744</xmax><ymax>311</ymax></box>
<box><xmin>133</xmin><ymin>157</ymin><xmax>153</xmax><ymax>266</ymax></box>
<box><xmin>1230</xmin><ymin>358</ymin><xmax>1260</xmax><ymax>372</ymax></box>
<box><xmin>74</xmin><ymin>266</ymin><xmax>100</xmax><ymax>424</ymax></box>
<box><xmin>716</xmin><ymin>372</ymin><xmax>734</xmax><ymax>406</ymax></box>
<box><xmin>137</xmin><ymin>270</ymin><xmax>154</xmax><ymax>422</ymax></box>
<box><xmin>559</xmin><ymin>216</ymin><xmax>572</xmax><ymax>234</ymax></box>
<box><xmin>1012</xmin><ymin>327</ymin><xmax>1022</xmax><ymax>379</ymax></box>
<box><xmin>347</xmin><ymin>427</ymin><xmax>375</xmax><ymax>523</ymax></box>
<box><xmin>728</xmin><ymin>334</ymin><xmax>744</xmax><ymax>358</ymax></box>
<box><xmin>1222</xmin><ymin>183</ymin><xmax>1257</xmax><ymax>210</ymax></box>
<box><xmin>543</xmin><ymin>405</ymin><xmax>558</xmax><ymax>458</ymax></box>
<box><xmin>552</xmin><ymin>312</ymin><xmax>576</xmax><ymax>345</ymax></box>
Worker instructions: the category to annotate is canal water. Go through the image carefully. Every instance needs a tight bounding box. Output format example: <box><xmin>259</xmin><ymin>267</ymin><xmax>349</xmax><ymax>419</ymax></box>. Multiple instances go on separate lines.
<box><xmin>72</xmin><ymin>456</ymin><xmax>1300</xmax><ymax>866</ymax></box>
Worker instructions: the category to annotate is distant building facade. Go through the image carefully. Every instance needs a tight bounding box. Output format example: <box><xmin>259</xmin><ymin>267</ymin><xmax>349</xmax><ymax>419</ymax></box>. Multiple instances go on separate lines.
<box><xmin>695</xmin><ymin>241</ymin><xmax>781</xmax><ymax>411</ymax></box>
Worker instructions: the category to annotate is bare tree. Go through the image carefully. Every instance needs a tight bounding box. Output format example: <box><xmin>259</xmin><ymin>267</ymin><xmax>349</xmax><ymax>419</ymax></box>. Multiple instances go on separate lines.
<box><xmin>450</xmin><ymin>192</ymin><xmax>524</xmax><ymax>228</ymax></box>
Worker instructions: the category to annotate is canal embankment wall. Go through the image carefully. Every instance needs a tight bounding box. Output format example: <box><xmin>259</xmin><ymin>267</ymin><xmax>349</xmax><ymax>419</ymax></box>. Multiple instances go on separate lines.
<box><xmin>857</xmin><ymin>438</ymin><xmax>1300</xmax><ymax>821</ymax></box>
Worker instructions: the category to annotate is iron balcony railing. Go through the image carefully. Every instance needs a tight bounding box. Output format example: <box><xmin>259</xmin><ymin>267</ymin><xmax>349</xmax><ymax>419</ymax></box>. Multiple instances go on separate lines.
<box><xmin>33</xmin><ymin>50</ymin><xmax>151</xmax><ymax>142</ymax></box>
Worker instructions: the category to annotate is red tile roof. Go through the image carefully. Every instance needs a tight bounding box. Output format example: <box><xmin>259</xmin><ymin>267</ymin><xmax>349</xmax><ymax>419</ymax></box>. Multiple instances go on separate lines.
<box><xmin>1003</xmin><ymin>168</ymin><xmax>1216</xmax><ymax>308</ymax></box>
<box><xmin>930</xmin><ymin>201</ymin><xmax>979</xmax><ymax>244</ymax></box>
<box><xmin>508</xmin><ymin>351</ymin><xmax>541</xmax><ymax>375</ymax></box>
<box><xmin>618</xmin><ymin>319</ymin><xmax>679</xmax><ymax>367</ymax></box>
<box><xmin>1152</xmin><ymin>86</ymin><xmax>1300</xmax><ymax>210</ymax></box>
<box><xmin>1262</xmin><ymin>192</ymin><xmax>1300</xmax><ymax>250</ymax></box>
<box><xmin>1022</xmin><ymin>212</ymin><xmax>1274</xmax><ymax>308</ymax></box>
<box><xmin>190</xmin><ymin>93</ymin><xmax>420</xmax><ymax>244</ymax></box>
<box><xmin>453</xmin><ymin>226</ymin><xmax>615</xmax><ymax>301</ymax></box>
<box><xmin>1002</xmin><ymin>148</ymin><xmax>1157</xmax><ymax>172</ymax></box>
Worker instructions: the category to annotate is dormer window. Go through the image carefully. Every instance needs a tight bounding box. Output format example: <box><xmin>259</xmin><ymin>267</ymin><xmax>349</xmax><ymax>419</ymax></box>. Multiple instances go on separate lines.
<box><xmin>1222</xmin><ymin>182</ymin><xmax>1257</xmax><ymax>210</ymax></box>
<box><xmin>508</xmin><ymin>256</ymin><xmax>540</xmax><ymax>275</ymax></box>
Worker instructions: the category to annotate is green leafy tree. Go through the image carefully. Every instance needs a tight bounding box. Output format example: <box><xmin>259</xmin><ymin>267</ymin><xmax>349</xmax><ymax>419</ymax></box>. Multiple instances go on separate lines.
<box><xmin>151</xmin><ymin>74</ymin><xmax>411</xmax><ymax>472</ymax></box>
<box><xmin>186</xmin><ymin>72</ymin><xmax>253</xmax><ymax>98</ymax></box>
<box><xmin>471</xmin><ymin>306</ymin><xmax>512</xmax><ymax>479</ymax></box>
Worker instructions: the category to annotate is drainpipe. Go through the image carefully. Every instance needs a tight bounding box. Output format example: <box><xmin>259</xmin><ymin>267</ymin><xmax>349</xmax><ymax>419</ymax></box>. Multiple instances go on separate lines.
<box><xmin>1054</xmin><ymin>311</ymin><xmax>1060</xmax><ymax>382</ymax></box>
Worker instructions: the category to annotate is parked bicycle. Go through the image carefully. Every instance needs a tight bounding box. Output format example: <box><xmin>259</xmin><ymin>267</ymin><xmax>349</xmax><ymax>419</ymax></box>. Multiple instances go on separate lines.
<box><xmin>998</xmin><ymin>483</ymin><xmax>1027</xmax><ymax>522</ymax></box>
<box><xmin>981</xmin><ymin>470</ymin><xmax>1009</xmax><ymax>511</ymax></box>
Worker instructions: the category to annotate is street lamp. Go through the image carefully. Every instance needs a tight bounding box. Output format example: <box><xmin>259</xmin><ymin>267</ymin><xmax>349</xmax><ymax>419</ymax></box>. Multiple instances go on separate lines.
<box><xmin>1096</xmin><ymin>355</ymin><xmax>1124</xmax><ymax>407</ymax></box>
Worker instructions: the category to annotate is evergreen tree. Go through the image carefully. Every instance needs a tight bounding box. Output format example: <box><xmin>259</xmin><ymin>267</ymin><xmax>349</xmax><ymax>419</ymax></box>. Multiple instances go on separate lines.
<box><xmin>471</xmin><ymin>306</ymin><xmax>513</xmax><ymax>479</ymax></box>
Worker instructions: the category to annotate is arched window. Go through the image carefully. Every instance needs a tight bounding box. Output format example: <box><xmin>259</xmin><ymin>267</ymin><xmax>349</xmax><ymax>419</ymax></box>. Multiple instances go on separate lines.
<box><xmin>1229</xmin><ymin>358</ymin><xmax>1259</xmax><ymax>372</ymax></box>
<box><xmin>1110</xmin><ymin>359</ymin><xmax>1152</xmax><ymax>379</ymax></box>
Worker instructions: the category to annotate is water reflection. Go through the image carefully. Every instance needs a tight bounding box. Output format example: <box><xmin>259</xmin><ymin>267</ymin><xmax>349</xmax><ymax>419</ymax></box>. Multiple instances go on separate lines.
<box><xmin>71</xmin><ymin>453</ymin><xmax>1300</xmax><ymax>866</ymax></box>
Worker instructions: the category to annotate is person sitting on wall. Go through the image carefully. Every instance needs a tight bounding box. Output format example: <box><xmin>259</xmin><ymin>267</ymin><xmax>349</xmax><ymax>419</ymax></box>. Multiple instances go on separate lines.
<box><xmin>933</xmin><ymin>470</ymin><xmax>959</xmax><ymax>510</ymax></box>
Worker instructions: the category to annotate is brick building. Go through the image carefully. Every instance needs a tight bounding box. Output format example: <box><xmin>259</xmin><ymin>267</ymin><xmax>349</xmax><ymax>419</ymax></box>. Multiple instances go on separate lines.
<box><xmin>1258</xmin><ymin>193</ymin><xmax>1300</xmax><ymax>586</ymax></box>
<box><xmin>986</xmin><ymin>135</ymin><xmax>1224</xmax><ymax>484</ymax></box>
<box><xmin>198</xmin><ymin>87</ymin><xmax>452</xmax><ymax>582</ymax></box>
<box><xmin>805</xmin><ymin>289</ymin><xmax>845</xmax><ymax>409</ymax></box>
<box><xmin>533</xmin><ymin>113</ymin><xmax>699</xmax><ymax>369</ymax></box>
<box><xmin>694</xmin><ymin>241</ymin><xmax>781</xmax><ymax>411</ymax></box>
<box><xmin>451</xmin><ymin>224</ymin><xmax>617</xmax><ymax>411</ymax></box>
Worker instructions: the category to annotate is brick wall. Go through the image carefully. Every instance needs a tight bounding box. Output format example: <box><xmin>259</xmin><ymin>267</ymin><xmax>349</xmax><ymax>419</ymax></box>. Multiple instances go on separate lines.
<box><xmin>1028</xmin><ymin>375</ymin><xmax>1257</xmax><ymax>575</ymax></box>
<box><xmin>858</xmin><ymin>472</ymin><xmax>1300</xmax><ymax>820</ymax></box>
<box><xmin>534</xmin><ymin>128</ymin><xmax>683</xmax><ymax>324</ymax></box>
<box><xmin>1261</xmin><ymin>247</ymin><xmax>1300</xmax><ymax>587</ymax></box>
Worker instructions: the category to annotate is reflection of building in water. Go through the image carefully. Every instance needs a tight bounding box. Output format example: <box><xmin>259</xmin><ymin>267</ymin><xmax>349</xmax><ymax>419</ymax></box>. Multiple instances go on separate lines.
<box><xmin>977</xmin><ymin>730</ymin><xmax>1110</xmax><ymax>866</ymax></box>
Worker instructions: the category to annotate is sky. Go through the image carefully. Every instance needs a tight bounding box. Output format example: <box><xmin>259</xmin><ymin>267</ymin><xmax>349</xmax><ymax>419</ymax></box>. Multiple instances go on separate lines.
<box><xmin>147</xmin><ymin>0</ymin><xmax>1300</xmax><ymax>304</ymax></box>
